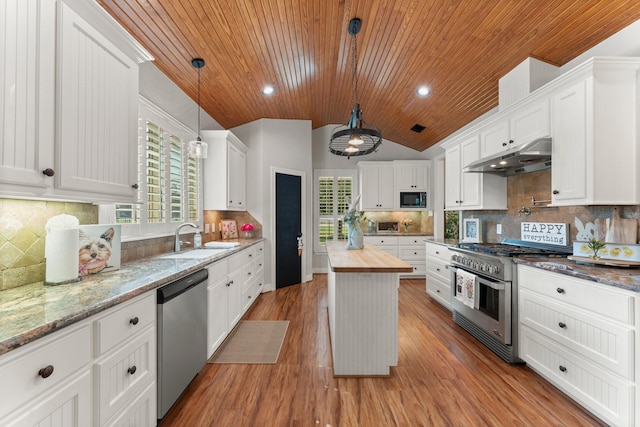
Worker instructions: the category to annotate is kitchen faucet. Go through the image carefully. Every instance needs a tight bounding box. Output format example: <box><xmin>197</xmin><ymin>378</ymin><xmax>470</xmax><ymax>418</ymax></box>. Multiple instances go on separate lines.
<box><xmin>175</xmin><ymin>222</ymin><xmax>199</xmax><ymax>252</ymax></box>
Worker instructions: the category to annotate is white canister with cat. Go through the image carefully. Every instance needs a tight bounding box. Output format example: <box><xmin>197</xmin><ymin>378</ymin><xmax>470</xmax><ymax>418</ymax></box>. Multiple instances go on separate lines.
<box><xmin>45</xmin><ymin>214</ymin><xmax>80</xmax><ymax>285</ymax></box>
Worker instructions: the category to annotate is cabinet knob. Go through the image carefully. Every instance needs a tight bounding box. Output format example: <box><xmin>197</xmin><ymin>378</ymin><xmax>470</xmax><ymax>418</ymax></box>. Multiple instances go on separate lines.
<box><xmin>131</xmin><ymin>183</ymin><xmax>139</xmax><ymax>189</ymax></box>
<box><xmin>38</xmin><ymin>365</ymin><xmax>54</xmax><ymax>378</ymax></box>
<box><xmin>502</xmin><ymin>142</ymin><xmax>507</xmax><ymax>147</ymax></box>
<box><xmin>248</xmin><ymin>295</ymin><xmax>252</xmax><ymax>299</ymax></box>
<box><xmin>436</xmin><ymin>289</ymin><xmax>440</xmax><ymax>293</ymax></box>
<box><xmin>259</xmin><ymin>282</ymin><xmax>262</xmax><ymax>286</ymax></box>
<box><xmin>435</xmin><ymin>251</ymin><xmax>440</xmax><ymax>255</ymax></box>
<box><xmin>436</xmin><ymin>268</ymin><xmax>440</xmax><ymax>272</ymax></box>
<box><xmin>508</xmin><ymin>139</ymin><xmax>514</xmax><ymax>145</ymax></box>
<box><xmin>414</xmin><ymin>252</ymin><xmax>418</xmax><ymax>255</ymax></box>
<box><xmin>552</xmin><ymin>190</ymin><xmax>559</xmax><ymax>195</ymax></box>
<box><xmin>128</xmin><ymin>366</ymin><xmax>137</xmax><ymax>375</ymax></box>
<box><xmin>559</xmin><ymin>365</ymin><xmax>567</xmax><ymax>373</ymax></box>
<box><xmin>129</xmin><ymin>317</ymin><xmax>139</xmax><ymax>326</ymax></box>
<box><xmin>42</xmin><ymin>168</ymin><xmax>55</xmax><ymax>177</ymax></box>
<box><xmin>556</xmin><ymin>287</ymin><xmax>565</xmax><ymax>294</ymax></box>
<box><xmin>558</xmin><ymin>322</ymin><xmax>567</xmax><ymax>329</ymax></box>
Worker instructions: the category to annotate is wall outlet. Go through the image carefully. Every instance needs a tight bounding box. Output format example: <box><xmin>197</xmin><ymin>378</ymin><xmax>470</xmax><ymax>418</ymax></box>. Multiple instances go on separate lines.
<box><xmin>496</xmin><ymin>224</ymin><xmax>502</xmax><ymax>235</ymax></box>
<box><xmin>210</xmin><ymin>223</ymin><xmax>216</xmax><ymax>233</ymax></box>
<box><xmin>204</xmin><ymin>223</ymin><xmax>210</xmax><ymax>233</ymax></box>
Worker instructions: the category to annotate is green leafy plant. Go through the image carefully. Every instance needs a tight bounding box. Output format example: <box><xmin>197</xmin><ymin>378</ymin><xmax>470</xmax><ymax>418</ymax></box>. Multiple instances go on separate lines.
<box><xmin>587</xmin><ymin>238</ymin><xmax>606</xmax><ymax>259</ymax></box>
<box><xmin>445</xmin><ymin>211</ymin><xmax>459</xmax><ymax>240</ymax></box>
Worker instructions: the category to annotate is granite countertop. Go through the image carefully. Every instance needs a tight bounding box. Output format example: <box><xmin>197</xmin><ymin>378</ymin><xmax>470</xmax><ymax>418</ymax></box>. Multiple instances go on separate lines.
<box><xmin>426</xmin><ymin>238</ymin><xmax>458</xmax><ymax>247</ymax></box>
<box><xmin>0</xmin><ymin>238</ymin><xmax>265</xmax><ymax>357</ymax></box>
<box><xmin>326</xmin><ymin>242</ymin><xmax>413</xmax><ymax>273</ymax></box>
<box><xmin>515</xmin><ymin>256</ymin><xmax>640</xmax><ymax>292</ymax></box>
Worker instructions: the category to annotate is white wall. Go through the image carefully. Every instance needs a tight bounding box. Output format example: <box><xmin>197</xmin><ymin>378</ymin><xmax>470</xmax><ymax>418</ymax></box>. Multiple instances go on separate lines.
<box><xmin>232</xmin><ymin>119</ymin><xmax>314</xmax><ymax>289</ymax></box>
<box><xmin>139</xmin><ymin>62</ymin><xmax>222</xmax><ymax>132</ymax></box>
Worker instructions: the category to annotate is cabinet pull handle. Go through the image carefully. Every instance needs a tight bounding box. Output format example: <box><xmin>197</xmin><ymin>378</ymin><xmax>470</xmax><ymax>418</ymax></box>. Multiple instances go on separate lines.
<box><xmin>259</xmin><ymin>282</ymin><xmax>263</xmax><ymax>286</ymax></box>
<box><xmin>435</xmin><ymin>251</ymin><xmax>440</xmax><ymax>255</ymax></box>
<box><xmin>556</xmin><ymin>287</ymin><xmax>565</xmax><ymax>294</ymax></box>
<box><xmin>436</xmin><ymin>268</ymin><xmax>440</xmax><ymax>272</ymax></box>
<box><xmin>128</xmin><ymin>366</ymin><xmax>137</xmax><ymax>375</ymax></box>
<box><xmin>38</xmin><ymin>365</ymin><xmax>54</xmax><ymax>379</ymax></box>
<box><xmin>558</xmin><ymin>322</ymin><xmax>567</xmax><ymax>329</ymax></box>
<box><xmin>502</xmin><ymin>142</ymin><xmax>507</xmax><ymax>147</ymax></box>
<box><xmin>552</xmin><ymin>190</ymin><xmax>559</xmax><ymax>195</ymax></box>
<box><xmin>248</xmin><ymin>295</ymin><xmax>252</xmax><ymax>299</ymax></box>
<box><xmin>42</xmin><ymin>168</ymin><xmax>55</xmax><ymax>177</ymax></box>
<box><xmin>248</xmin><ymin>272</ymin><xmax>252</xmax><ymax>276</ymax></box>
<box><xmin>559</xmin><ymin>365</ymin><xmax>567</xmax><ymax>373</ymax></box>
<box><xmin>436</xmin><ymin>289</ymin><xmax>440</xmax><ymax>293</ymax></box>
<box><xmin>130</xmin><ymin>317</ymin><xmax>139</xmax><ymax>325</ymax></box>
<box><xmin>226</xmin><ymin>281</ymin><xmax>231</xmax><ymax>287</ymax></box>
<box><xmin>131</xmin><ymin>183</ymin><xmax>139</xmax><ymax>189</ymax></box>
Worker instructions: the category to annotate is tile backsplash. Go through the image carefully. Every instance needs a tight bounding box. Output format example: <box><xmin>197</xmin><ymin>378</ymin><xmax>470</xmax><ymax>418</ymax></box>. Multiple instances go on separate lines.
<box><xmin>0</xmin><ymin>199</ymin><xmax>98</xmax><ymax>290</ymax></box>
<box><xmin>462</xmin><ymin>169</ymin><xmax>640</xmax><ymax>244</ymax></box>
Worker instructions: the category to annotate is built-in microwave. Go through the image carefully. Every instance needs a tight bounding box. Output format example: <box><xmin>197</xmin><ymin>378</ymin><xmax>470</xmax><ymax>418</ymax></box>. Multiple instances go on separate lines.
<box><xmin>400</xmin><ymin>191</ymin><xmax>427</xmax><ymax>208</ymax></box>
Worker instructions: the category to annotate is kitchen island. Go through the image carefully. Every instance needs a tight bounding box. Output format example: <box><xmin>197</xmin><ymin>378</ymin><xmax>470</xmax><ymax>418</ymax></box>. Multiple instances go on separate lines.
<box><xmin>326</xmin><ymin>242</ymin><xmax>413</xmax><ymax>376</ymax></box>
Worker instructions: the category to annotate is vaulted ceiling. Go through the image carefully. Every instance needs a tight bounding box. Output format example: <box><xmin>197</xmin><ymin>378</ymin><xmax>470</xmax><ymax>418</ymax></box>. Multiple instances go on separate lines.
<box><xmin>98</xmin><ymin>0</ymin><xmax>640</xmax><ymax>152</ymax></box>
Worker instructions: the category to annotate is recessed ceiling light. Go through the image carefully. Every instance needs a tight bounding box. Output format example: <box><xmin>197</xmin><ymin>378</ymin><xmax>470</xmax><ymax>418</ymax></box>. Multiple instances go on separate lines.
<box><xmin>262</xmin><ymin>85</ymin><xmax>275</xmax><ymax>95</ymax></box>
<box><xmin>416</xmin><ymin>86</ymin><xmax>430</xmax><ymax>97</ymax></box>
<box><xmin>499</xmin><ymin>160</ymin><xmax>507</xmax><ymax>165</ymax></box>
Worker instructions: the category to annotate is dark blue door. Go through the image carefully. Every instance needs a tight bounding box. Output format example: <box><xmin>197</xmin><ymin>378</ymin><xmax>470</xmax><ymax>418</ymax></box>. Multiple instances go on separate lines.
<box><xmin>275</xmin><ymin>172</ymin><xmax>301</xmax><ymax>288</ymax></box>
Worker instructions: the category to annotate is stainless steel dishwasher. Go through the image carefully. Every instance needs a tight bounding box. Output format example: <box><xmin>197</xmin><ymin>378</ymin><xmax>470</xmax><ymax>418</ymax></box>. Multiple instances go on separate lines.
<box><xmin>157</xmin><ymin>268</ymin><xmax>208</xmax><ymax>421</ymax></box>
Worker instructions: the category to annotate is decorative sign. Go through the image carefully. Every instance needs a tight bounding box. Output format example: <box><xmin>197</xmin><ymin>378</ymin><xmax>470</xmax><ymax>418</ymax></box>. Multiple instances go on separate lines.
<box><xmin>521</xmin><ymin>222</ymin><xmax>568</xmax><ymax>246</ymax></box>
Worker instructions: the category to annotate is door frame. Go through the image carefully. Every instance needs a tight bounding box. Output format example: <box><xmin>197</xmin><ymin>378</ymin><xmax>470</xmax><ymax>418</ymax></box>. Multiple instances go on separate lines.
<box><xmin>270</xmin><ymin>166</ymin><xmax>307</xmax><ymax>289</ymax></box>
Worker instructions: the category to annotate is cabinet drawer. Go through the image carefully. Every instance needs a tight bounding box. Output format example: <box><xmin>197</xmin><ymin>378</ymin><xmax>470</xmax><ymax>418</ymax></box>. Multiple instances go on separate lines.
<box><xmin>399</xmin><ymin>247</ymin><xmax>426</xmax><ymax>260</ymax></box>
<box><xmin>242</xmin><ymin>260</ymin><xmax>256</xmax><ymax>287</ymax></box>
<box><xmin>426</xmin><ymin>256</ymin><xmax>450</xmax><ymax>282</ymax></box>
<box><xmin>427</xmin><ymin>276</ymin><xmax>452</xmax><ymax>310</ymax></box>
<box><xmin>94</xmin><ymin>293</ymin><xmax>155</xmax><ymax>356</ymax></box>
<box><xmin>518</xmin><ymin>266</ymin><xmax>634</xmax><ymax>324</ymax></box>
<box><xmin>207</xmin><ymin>258</ymin><xmax>228</xmax><ymax>279</ymax></box>
<box><xmin>105</xmin><ymin>381</ymin><xmax>155</xmax><ymax>427</ymax></box>
<box><xmin>520</xmin><ymin>326</ymin><xmax>633</xmax><ymax>427</ymax></box>
<box><xmin>520</xmin><ymin>289</ymin><xmax>634</xmax><ymax>379</ymax></box>
<box><xmin>0</xmin><ymin>322</ymin><xmax>91</xmax><ymax>418</ymax></box>
<box><xmin>242</xmin><ymin>245</ymin><xmax>257</xmax><ymax>263</ymax></box>
<box><xmin>400</xmin><ymin>261</ymin><xmax>425</xmax><ymax>276</ymax></box>
<box><xmin>398</xmin><ymin>236</ymin><xmax>426</xmax><ymax>245</ymax></box>
<box><xmin>364</xmin><ymin>236</ymin><xmax>398</xmax><ymax>246</ymax></box>
<box><xmin>254</xmin><ymin>241</ymin><xmax>265</xmax><ymax>255</ymax></box>
<box><xmin>95</xmin><ymin>326</ymin><xmax>156</xmax><ymax>425</ymax></box>
<box><xmin>242</xmin><ymin>279</ymin><xmax>259</xmax><ymax>311</ymax></box>
<box><xmin>227</xmin><ymin>252</ymin><xmax>243</xmax><ymax>271</ymax></box>
<box><xmin>425</xmin><ymin>242</ymin><xmax>451</xmax><ymax>260</ymax></box>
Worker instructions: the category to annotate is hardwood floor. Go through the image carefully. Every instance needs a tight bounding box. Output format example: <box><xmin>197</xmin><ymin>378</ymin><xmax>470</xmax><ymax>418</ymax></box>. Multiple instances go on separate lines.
<box><xmin>160</xmin><ymin>276</ymin><xmax>604</xmax><ymax>426</ymax></box>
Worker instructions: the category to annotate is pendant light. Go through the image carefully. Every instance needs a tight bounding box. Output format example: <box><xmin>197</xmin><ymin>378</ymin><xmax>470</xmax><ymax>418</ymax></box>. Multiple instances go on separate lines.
<box><xmin>329</xmin><ymin>18</ymin><xmax>382</xmax><ymax>159</ymax></box>
<box><xmin>188</xmin><ymin>58</ymin><xmax>208</xmax><ymax>159</ymax></box>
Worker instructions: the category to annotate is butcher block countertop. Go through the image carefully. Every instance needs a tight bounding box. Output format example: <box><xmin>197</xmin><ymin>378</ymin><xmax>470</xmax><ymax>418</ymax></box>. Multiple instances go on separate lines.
<box><xmin>326</xmin><ymin>242</ymin><xmax>413</xmax><ymax>273</ymax></box>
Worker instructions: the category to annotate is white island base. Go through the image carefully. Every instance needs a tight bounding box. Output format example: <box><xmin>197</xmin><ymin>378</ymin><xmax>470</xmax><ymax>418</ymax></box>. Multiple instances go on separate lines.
<box><xmin>326</xmin><ymin>242</ymin><xmax>412</xmax><ymax>376</ymax></box>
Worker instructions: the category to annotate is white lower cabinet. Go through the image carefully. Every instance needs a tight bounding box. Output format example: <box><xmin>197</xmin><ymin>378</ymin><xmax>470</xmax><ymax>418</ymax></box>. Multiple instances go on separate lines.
<box><xmin>104</xmin><ymin>381</ymin><xmax>155</xmax><ymax>427</ymax></box>
<box><xmin>93</xmin><ymin>293</ymin><xmax>156</xmax><ymax>427</ymax></box>
<box><xmin>364</xmin><ymin>236</ymin><xmax>427</xmax><ymax>277</ymax></box>
<box><xmin>518</xmin><ymin>265</ymin><xmax>636</xmax><ymax>426</ymax></box>
<box><xmin>0</xmin><ymin>322</ymin><xmax>92</xmax><ymax>425</ymax></box>
<box><xmin>398</xmin><ymin>236</ymin><xmax>426</xmax><ymax>277</ymax></box>
<box><xmin>207</xmin><ymin>242</ymin><xmax>265</xmax><ymax>358</ymax></box>
<box><xmin>425</xmin><ymin>241</ymin><xmax>452</xmax><ymax>310</ymax></box>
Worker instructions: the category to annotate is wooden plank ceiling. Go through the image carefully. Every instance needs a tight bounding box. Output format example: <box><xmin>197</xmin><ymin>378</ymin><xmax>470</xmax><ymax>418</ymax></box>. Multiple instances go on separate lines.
<box><xmin>98</xmin><ymin>0</ymin><xmax>640</xmax><ymax>152</ymax></box>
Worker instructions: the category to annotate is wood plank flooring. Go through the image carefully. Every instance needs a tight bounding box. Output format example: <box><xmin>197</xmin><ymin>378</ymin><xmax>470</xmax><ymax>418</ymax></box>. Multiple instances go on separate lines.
<box><xmin>160</xmin><ymin>275</ymin><xmax>604</xmax><ymax>426</ymax></box>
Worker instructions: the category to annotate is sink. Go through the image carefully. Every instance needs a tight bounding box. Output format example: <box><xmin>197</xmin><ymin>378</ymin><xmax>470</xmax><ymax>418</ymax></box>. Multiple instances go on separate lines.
<box><xmin>204</xmin><ymin>241</ymin><xmax>240</xmax><ymax>249</ymax></box>
<box><xmin>161</xmin><ymin>248</ymin><xmax>229</xmax><ymax>259</ymax></box>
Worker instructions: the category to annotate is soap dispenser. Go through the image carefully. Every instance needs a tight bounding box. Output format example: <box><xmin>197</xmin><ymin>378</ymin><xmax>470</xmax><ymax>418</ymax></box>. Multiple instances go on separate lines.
<box><xmin>194</xmin><ymin>231</ymin><xmax>202</xmax><ymax>249</ymax></box>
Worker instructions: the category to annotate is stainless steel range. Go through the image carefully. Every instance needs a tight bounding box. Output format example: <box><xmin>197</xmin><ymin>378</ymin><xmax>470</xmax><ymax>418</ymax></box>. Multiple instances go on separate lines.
<box><xmin>449</xmin><ymin>239</ymin><xmax>571</xmax><ymax>363</ymax></box>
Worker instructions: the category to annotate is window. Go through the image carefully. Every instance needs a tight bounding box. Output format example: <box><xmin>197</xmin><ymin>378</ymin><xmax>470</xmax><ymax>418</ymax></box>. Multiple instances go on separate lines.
<box><xmin>103</xmin><ymin>97</ymin><xmax>202</xmax><ymax>237</ymax></box>
<box><xmin>314</xmin><ymin>169</ymin><xmax>357</xmax><ymax>253</ymax></box>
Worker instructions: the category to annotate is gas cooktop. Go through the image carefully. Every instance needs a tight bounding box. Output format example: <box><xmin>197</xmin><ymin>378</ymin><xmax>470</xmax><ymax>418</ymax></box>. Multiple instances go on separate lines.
<box><xmin>457</xmin><ymin>238</ymin><xmax>573</xmax><ymax>257</ymax></box>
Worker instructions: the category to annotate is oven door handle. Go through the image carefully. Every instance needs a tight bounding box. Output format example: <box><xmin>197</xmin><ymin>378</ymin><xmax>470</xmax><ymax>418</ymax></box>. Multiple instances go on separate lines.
<box><xmin>450</xmin><ymin>265</ymin><xmax>506</xmax><ymax>291</ymax></box>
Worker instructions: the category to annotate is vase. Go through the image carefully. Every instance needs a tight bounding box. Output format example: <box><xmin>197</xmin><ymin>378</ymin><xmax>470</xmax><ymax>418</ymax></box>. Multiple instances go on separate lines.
<box><xmin>345</xmin><ymin>221</ymin><xmax>364</xmax><ymax>250</ymax></box>
<box><xmin>243</xmin><ymin>231</ymin><xmax>253</xmax><ymax>239</ymax></box>
<box><xmin>404</xmin><ymin>224</ymin><xmax>409</xmax><ymax>233</ymax></box>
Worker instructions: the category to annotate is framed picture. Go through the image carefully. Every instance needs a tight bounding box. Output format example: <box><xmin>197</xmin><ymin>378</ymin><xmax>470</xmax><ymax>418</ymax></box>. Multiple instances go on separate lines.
<box><xmin>220</xmin><ymin>220</ymin><xmax>238</xmax><ymax>239</ymax></box>
<box><xmin>461</xmin><ymin>218</ymin><xmax>482</xmax><ymax>243</ymax></box>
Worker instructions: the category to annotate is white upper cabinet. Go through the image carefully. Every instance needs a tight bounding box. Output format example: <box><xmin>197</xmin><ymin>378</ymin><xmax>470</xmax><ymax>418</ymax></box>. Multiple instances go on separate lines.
<box><xmin>550</xmin><ymin>58</ymin><xmax>640</xmax><ymax>206</ymax></box>
<box><xmin>56</xmin><ymin>2</ymin><xmax>140</xmax><ymax>201</ymax></box>
<box><xmin>202</xmin><ymin>130</ymin><xmax>248</xmax><ymax>211</ymax></box>
<box><xmin>0</xmin><ymin>0</ymin><xmax>152</xmax><ymax>202</ymax></box>
<box><xmin>394</xmin><ymin>161</ymin><xmax>430</xmax><ymax>191</ymax></box>
<box><xmin>358</xmin><ymin>162</ymin><xmax>394</xmax><ymax>210</ymax></box>
<box><xmin>445</xmin><ymin>135</ymin><xmax>507</xmax><ymax>210</ymax></box>
<box><xmin>479</xmin><ymin>98</ymin><xmax>550</xmax><ymax>159</ymax></box>
<box><xmin>0</xmin><ymin>0</ymin><xmax>56</xmax><ymax>196</ymax></box>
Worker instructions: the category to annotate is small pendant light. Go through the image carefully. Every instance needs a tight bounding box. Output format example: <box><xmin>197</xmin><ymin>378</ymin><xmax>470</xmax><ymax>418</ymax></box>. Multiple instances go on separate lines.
<box><xmin>189</xmin><ymin>58</ymin><xmax>208</xmax><ymax>159</ymax></box>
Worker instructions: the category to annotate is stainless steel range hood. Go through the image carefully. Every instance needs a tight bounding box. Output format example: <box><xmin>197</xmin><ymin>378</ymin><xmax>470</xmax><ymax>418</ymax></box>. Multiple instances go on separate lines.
<box><xmin>463</xmin><ymin>137</ymin><xmax>552</xmax><ymax>176</ymax></box>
